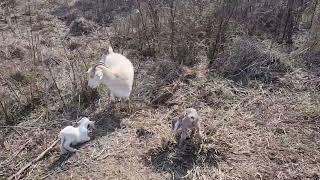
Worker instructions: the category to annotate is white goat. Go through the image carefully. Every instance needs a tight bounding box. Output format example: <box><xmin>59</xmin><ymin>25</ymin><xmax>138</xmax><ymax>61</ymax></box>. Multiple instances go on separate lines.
<box><xmin>59</xmin><ymin>117</ymin><xmax>95</xmax><ymax>154</ymax></box>
<box><xmin>87</xmin><ymin>46</ymin><xmax>134</xmax><ymax>106</ymax></box>
<box><xmin>172</xmin><ymin>108</ymin><xmax>203</xmax><ymax>145</ymax></box>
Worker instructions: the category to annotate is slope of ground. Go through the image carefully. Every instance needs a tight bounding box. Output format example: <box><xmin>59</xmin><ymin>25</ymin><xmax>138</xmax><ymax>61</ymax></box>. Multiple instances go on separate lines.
<box><xmin>0</xmin><ymin>0</ymin><xmax>319</xmax><ymax>179</ymax></box>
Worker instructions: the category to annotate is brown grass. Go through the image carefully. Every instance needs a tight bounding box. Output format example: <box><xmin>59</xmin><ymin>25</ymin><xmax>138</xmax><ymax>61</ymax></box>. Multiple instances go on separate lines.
<box><xmin>0</xmin><ymin>0</ymin><xmax>319</xmax><ymax>179</ymax></box>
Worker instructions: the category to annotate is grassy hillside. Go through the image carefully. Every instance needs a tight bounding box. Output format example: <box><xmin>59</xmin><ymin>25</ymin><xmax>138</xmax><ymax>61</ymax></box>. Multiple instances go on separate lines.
<box><xmin>0</xmin><ymin>0</ymin><xmax>319</xmax><ymax>179</ymax></box>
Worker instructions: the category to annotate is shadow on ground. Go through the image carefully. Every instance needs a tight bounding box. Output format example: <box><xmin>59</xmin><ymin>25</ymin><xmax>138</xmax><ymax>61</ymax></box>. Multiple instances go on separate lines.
<box><xmin>92</xmin><ymin>106</ymin><xmax>127</xmax><ymax>138</ymax></box>
<box><xmin>143</xmin><ymin>138</ymin><xmax>224</xmax><ymax>178</ymax></box>
<box><xmin>47</xmin><ymin>141</ymin><xmax>89</xmax><ymax>171</ymax></box>
<box><xmin>48</xmin><ymin>102</ymin><xmax>129</xmax><ymax>170</ymax></box>
<box><xmin>48</xmin><ymin>152</ymin><xmax>72</xmax><ymax>171</ymax></box>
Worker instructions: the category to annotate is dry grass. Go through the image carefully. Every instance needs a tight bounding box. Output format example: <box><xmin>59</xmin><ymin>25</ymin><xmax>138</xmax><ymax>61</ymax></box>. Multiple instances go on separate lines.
<box><xmin>211</xmin><ymin>36</ymin><xmax>292</xmax><ymax>85</ymax></box>
<box><xmin>0</xmin><ymin>0</ymin><xmax>320</xmax><ymax>179</ymax></box>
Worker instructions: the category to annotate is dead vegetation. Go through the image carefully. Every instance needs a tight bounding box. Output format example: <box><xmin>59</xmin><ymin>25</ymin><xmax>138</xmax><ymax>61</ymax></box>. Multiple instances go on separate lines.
<box><xmin>211</xmin><ymin>36</ymin><xmax>292</xmax><ymax>85</ymax></box>
<box><xmin>0</xmin><ymin>0</ymin><xmax>320</xmax><ymax>179</ymax></box>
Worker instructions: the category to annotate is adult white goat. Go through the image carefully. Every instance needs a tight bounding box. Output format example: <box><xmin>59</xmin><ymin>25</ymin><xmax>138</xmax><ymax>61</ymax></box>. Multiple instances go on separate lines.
<box><xmin>87</xmin><ymin>46</ymin><xmax>134</xmax><ymax>108</ymax></box>
<box><xmin>59</xmin><ymin>117</ymin><xmax>95</xmax><ymax>154</ymax></box>
<box><xmin>172</xmin><ymin>108</ymin><xmax>203</xmax><ymax>146</ymax></box>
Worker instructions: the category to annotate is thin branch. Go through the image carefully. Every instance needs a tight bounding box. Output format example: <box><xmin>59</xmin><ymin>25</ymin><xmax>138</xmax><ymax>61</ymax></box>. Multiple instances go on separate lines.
<box><xmin>0</xmin><ymin>99</ymin><xmax>11</xmax><ymax>123</ymax></box>
<box><xmin>8</xmin><ymin>139</ymin><xmax>60</xmax><ymax>180</ymax></box>
<box><xmin>27</xmin><ymin>1</ymin><xmax>36</xmax><ymax>65</ymax></box>
<box><xmin>47</xmin><ymin>65</ymin><xmax>66</xmax><ymax>109</ymax></box>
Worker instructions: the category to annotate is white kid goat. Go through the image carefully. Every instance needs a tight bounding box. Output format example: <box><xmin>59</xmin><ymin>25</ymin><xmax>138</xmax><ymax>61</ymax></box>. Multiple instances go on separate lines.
<box><xmin>87</xmin><ymin>46</ymin><xmax>134</xmax><ymax>108</ymax></box>
<box><xmin>172</xmin><ymin>108</ymin><xmax>203</xmax><ymax>146</ymax></box>
<box><xmin>59</xmin><ymin>117</ymin><xmax>95</xmax><ymax>154</ymax></box>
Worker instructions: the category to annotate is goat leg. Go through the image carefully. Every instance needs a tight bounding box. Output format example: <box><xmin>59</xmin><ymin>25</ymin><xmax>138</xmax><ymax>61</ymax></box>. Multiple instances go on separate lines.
<box><xmin>179</xmin><ymin>131</ymin><xmax>188</xmax><ymax>147</ymax></box>
<box><xmin>63</xmin><ymin>142</ymin><xmax>79</xmax><ymax>153</ymax></box>
<box><xmin>110</xmin><ymin>92</ymin><xmax>116</xmax><ymax>103</ymax></box>
<box><xmin>125</xmin><ymin>97</ymin><xmax>132</xmax><ymax>113</ymax></box>
<box><xmin>60</xmin><ymin>144</ymin><xmax>68</xmax><ymax>155</ymax></box>
<box><xmin>195</xmin><ymin>122</ymin><xmax>203</xmax><ymax>140</ymax></box>
<box><xmin>107</xmin><ymin>92</ymin><xmax>116</xmax><ymax>109</ymax></box>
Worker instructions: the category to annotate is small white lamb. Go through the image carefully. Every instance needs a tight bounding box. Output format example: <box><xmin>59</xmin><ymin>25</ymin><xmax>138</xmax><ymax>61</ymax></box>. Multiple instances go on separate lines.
<box><xmin>172</xmin><ymin>108</ymin><xmax>203</xmax><ymax>145</ymax></box>
<box><xmin>59</xmin><ymin>117</ymin><xmax>95</xmax><ymax>154</ymax></box>
<box><xmin>87</xmin><ymin>46</ymin><xmax>134</xmax><ymax>105</ymax></box>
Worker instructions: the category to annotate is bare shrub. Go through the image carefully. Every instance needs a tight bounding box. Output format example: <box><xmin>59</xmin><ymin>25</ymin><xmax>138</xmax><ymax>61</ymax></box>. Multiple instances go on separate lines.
<box><xmin>299</xmin><ymin>45</ymin><xmax>320</xmax><ymax>75</ymax></box>
<box><xmin>0</xmin><ymin>0</ymin><xmax>16</xmax><ymax>8</ymax></box>
<box><xmin>211</xmin><ymin>36</ymin><xmax>291</xmax><ymax>84</ymax></box>
<box><xmin>1</xmin><ymin>44</ymin><xmax>26</xmax><ymax>60</ymax></box>
<box><xmin>72</xmin><ymin>0</ymin><xmax>134</xmax><ymax>25</ymax></box>
<box><xmin>2</xmin><ymin>91</ymin><xmax>44</xmax><ymax>125</ymax></box>
<box><xmin>302</xmin><ymin>50</ymin><xmax>320</xmax><ymax>72</ymax></box>
<box><xmin>156</xmin><ymin>60</ymin><xmax>181</xmax><ymax>84</ymax></box>
<box><xmin>109</xmin><ymin>0</ymin><xmax>209</xmax><ymax>66</ymax></box>
<box><xmin>176</xmin><ymin>43</ymin><xmax>199</xmax><ymax>66</ymax></box>
<box><xmin>9</xmin><ymin>72</ymin><xmax>29</xmax><ymax>85</ymax></box>
<box><xmin>234</xmin><ymin>0</ymin><xmax>312</xmax><ymax>43</ymax></box>
<box><xmin>51</xmin><ymin>5</ymin><xmax>78</xmax><ymax>26</ymax></box>
<box><xmin>68</xmin><ymin>17</ymin><xmax>97</xmax><ymax>36</ymax></box>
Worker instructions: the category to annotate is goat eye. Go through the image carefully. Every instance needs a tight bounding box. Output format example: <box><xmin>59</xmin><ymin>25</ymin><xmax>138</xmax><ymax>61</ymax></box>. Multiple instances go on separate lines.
<box><xmin>190</xmin><ymin>116</ymin><xmax>195</xmax><ymax>120</ymax></box>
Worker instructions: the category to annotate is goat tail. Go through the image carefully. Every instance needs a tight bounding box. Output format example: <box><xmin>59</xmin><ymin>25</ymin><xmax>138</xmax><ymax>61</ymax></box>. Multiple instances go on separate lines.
<box><xmin>108</xmin><ymin>46</ymin><xmax>114</xmax><ymax>54</ymax></box>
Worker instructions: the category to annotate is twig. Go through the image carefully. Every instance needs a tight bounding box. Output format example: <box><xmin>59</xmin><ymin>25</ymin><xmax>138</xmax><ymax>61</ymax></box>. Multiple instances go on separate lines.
<box><xmin>0</xmin><ymin>99</ymin><xmax>12</xmax><ymax>123</ymax></box>
<box><xmin>159</xmin><ymin>107</ymin><xmax>176</xmax><ymax>122</ymax></box>
<box><xmin>46</xmin><ymin>65</ymin><xmax>66</xmax><ymax>109</ymax></box>
<box><xmin>61</xmin><ymin>42</ymin><xmax>77</xmax><ymax>90</ymax></box>
<box><xmin>92</xmin><ymin>147</ymin><xmax>107</xmax><ymax>160</ymax></box>
<box><xmin>76</xmin><ymin>49</ymin><xmax>88</xmax><ymax>70</ymax></box>
<box><xmin>8</xmin><ymin>139</ymin><xmax>60</xmax><ymax>180</ymax></box>
<box><xmin>27</xmin><ymin>1</ymin><xmax>36</xmax><ymax>65</ymax></box>
<box><xmin>0</xmin><ymin>139</ymin><xmax>31</xmax><ymax>166</ymax></box>
<box><xmin>1</xmin><ymin>78</ymin><xmax>22</xmax><ymax>104</ymax></box>
<box><xmin>27</xmin><ymin>111</ymin><xmax>46</xmax><ymax>124</ymax></box>
<box><xmin>98</xmin><ymin>148</ymin><xmax>127</xmax><ymax>161</ymax></box>
<box><xmin>169</xmin><ymin>0</ymin><xmax>176</xmax><ymax>60</ymax></box>
<box><xmin>0</xmin><ymin>126</ymin><xmax>39</xmax><ymax>129</ymax></box>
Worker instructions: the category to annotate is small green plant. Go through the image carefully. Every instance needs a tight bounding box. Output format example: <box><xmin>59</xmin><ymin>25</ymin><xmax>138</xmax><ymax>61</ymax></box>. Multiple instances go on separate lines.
<box><xmin>302</xmin><ymin>104</ymin><xmax>320</xmax><ymax>120</ymax></box>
